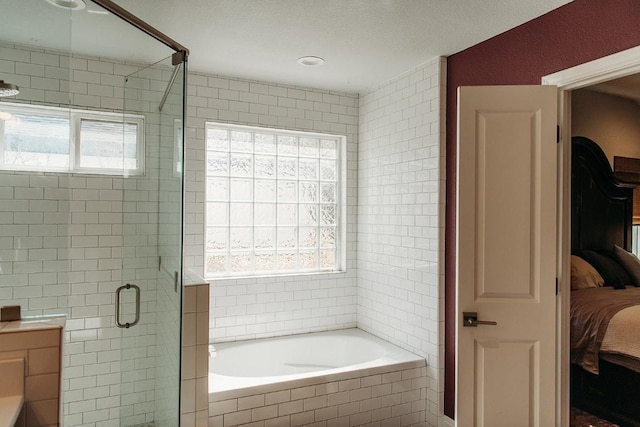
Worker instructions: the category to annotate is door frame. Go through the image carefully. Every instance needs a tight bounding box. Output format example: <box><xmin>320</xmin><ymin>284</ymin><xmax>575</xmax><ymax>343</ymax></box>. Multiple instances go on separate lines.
<box><xmin>542</xmin><ymin>45</ymin><xmax>640</xmax><ymax>427</ymax></box>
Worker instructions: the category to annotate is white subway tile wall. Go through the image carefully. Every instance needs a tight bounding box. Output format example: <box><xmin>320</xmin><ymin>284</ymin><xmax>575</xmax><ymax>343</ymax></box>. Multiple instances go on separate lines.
<box><xmin>182</xmin><ymin>74</ymin><xmax>359</xmax><ymax>342</ymax></box>
<box><xmin>209</xmin><ymin>364</ymin><xmax>428</xmax><ymax>427</ymax></box>
<box><xmin>1</xmin><ymin>40</ymin><xmax>448</xmax><ymax>427</ymax></box>
<box><xmin>357</xmin><ymin>57</ymin><xmax>446</xmax><ymax>426</ymax></box>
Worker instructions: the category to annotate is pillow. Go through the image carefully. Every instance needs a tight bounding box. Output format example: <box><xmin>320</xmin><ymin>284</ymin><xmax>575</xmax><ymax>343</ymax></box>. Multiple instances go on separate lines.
<box><xmin>612</xmin><ymin>245</ymin><xmax>640</xmax><ymax>287</ymax></box>
<box><xmin>570</xmin><ymin>255</ymin><xmax>604</xmax><ymax>290</ymax></box>
<box><xmin>580</xmin><ymin>250</ymin><xmax>630</xmax><ymax>289</ymax></box>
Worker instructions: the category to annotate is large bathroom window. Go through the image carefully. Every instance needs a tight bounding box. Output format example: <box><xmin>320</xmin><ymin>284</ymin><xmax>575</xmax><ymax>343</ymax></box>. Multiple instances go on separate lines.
<box><xmin>0</xmin><ymin>102</ymin><xmax>144</xmax><ymax>175</ymax></box>
<box><xmin>205</xmin><ymin>122</ymin><xmax>345</xmax><ymax>278</ymax></box>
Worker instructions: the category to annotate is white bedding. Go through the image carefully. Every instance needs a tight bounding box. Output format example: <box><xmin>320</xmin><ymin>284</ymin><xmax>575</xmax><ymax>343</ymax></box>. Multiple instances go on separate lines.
<box><xmin>601</xmin><ymin>305</ymin><xmax>640</xmax><ymax>362</ymax></box>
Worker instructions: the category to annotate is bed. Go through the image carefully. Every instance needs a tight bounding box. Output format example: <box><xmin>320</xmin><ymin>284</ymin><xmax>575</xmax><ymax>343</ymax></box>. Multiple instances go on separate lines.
<box><xmin>571</xmin><ymin>136</ymin><xmax>640</xmax><ymax>426</ymax></box>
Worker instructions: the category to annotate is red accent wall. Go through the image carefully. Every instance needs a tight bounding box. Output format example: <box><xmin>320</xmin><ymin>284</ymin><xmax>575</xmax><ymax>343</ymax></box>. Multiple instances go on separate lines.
<box><xmin>445</xmin><ymin>0</ymin><xmax>640</xmax><ymax>417</ymax></box>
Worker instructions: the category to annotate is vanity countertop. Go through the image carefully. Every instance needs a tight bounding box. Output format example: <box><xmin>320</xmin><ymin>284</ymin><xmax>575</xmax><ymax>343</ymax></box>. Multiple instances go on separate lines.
<box><xmin>0</xmin><ymin>316</ymin><xmax>65</xmax><ymax>334</ymax></box>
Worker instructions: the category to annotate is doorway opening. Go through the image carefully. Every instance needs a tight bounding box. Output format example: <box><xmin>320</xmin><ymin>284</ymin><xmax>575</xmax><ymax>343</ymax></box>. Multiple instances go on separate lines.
<box><xmin>543</xmin><ymin>45</ymin><xmax>640</xmax><ymax>427</ymax></box>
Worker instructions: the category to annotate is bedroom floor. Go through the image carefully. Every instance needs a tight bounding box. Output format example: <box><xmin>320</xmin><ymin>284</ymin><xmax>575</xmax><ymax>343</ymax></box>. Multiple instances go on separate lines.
<box><xmin>571</xmin><ymin>407</ymin><xmax>620</xmax><ymax>427</ymax></box>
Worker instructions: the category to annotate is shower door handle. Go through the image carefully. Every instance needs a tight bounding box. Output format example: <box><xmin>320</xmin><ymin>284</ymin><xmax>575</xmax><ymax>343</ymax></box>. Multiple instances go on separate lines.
<box><xmin>115</xmin><ymin>284</ymin><xmax>140</xmax><ymax>328</ymax></box>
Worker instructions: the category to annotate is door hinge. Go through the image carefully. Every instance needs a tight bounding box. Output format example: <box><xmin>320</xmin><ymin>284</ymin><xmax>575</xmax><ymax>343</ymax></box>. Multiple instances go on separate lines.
<box><xmin>557</xmin><ymin>125</ymin><xmax>560</xmax><ymax>143</ymax></box>
<box><xmin>158</xmin><ymin>256</ymin><xmax>162</xmax><ymax>271</ymax></box>
<box><xmin>556</xmin><ymin>277</ymin><xmax>559</xmax><ymax>295</ymax></box>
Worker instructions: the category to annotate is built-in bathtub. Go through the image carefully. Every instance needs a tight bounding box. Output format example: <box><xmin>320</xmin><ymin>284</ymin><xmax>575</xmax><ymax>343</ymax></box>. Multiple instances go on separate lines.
<box><xmin>208</xmin><ymin>328</ymin><xmax>428</xmax><ymax>427</ymax></box>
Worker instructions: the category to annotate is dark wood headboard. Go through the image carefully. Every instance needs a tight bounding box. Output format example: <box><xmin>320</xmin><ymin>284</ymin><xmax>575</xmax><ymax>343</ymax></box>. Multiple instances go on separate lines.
<box><xmin>571</xmin><ymin>136</ymin><xmax>634</xmax><ymax>253</ymax></box>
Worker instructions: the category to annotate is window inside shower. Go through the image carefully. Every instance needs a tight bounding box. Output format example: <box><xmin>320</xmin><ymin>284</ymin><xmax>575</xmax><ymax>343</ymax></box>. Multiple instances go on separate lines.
<box><xmin>0</xmin><ymin>103</ymin><xmax>144</xmax><ymax>175</ymax></box>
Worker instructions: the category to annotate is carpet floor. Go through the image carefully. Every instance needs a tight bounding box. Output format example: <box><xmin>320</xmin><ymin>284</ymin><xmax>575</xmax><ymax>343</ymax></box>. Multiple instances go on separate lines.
<box><xmin>571</xmin><ymin>407</ymin><xmax>620</xmax><ymax>427</ymax></box>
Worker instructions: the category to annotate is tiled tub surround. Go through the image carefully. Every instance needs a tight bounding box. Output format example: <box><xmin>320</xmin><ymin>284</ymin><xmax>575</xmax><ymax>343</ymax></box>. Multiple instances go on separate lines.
<box><xmin>0</xmin><ymin>316</ymin><xmax>64</xmax><ymax>427</ymax></box>
<box><xmin>208</xmin><ymin>329</ymin><xmax>427</xmax><ymax>426</ymax></box>
<box><xmin>181</xmin><ymin>73</ymin><xmax>360</xmax><ymax>343</ymax></box>
<box><xmin>189</xmin><ymin>57</ymin><xmax>447</xmax><ymax>426</ymax></box>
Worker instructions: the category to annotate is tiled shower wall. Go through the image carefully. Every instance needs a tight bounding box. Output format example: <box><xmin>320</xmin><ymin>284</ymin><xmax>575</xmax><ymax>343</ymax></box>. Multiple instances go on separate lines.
<box><xmin>182</xmin><ymin>74</ymin><xmax>360</xmax><ymax>342</ymax></box>
<box><xmin>0</xmin><ymin>41</ymin><xmax>182</xmax><ymax>426</ymax></box>
<box><xmin>357</xmin><ymin>57</ymin><xmax>446</xmax><ymax>427</ymax></box>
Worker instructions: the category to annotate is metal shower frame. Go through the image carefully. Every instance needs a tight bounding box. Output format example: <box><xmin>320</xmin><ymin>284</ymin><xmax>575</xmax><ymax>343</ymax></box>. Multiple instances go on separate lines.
<box><xmin>91</xmin><ymin>0</ymin><xmax>189</xmax><ymax>65</ymax></box>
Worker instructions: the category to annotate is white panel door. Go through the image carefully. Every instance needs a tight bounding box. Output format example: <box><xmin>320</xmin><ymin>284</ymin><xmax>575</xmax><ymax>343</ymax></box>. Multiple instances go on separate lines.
<box><xmin>456</xmin><ymin>85</ymin><xmax>558</xmax><ymax>427</ymax></box>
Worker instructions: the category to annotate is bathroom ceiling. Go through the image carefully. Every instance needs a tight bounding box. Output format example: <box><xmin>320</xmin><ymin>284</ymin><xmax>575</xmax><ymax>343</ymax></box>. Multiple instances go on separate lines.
<box><xmin>4</xmin><ymin>0</ymin><xmax>574</xmax><ymax>93</ymax></box>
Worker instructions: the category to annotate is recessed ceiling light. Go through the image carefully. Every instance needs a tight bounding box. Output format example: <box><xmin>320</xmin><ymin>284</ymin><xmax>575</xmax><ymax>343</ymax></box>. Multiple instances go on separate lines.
<box><xmin>297</xmin><ymin>56</ymin><xmax>325</xmax><ymax>67</ymax></box>
<box><xmin>44</xmin><ymin>0</ymin><xmax>86</xmax><ymax>10</ymax></box>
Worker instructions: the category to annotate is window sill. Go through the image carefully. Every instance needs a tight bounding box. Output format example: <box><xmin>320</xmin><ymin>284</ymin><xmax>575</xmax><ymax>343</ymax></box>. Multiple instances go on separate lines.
<box><xmin>205</xmin><ymin>269</ymin><xmax>347</xmax><ymax>282</ymax></box>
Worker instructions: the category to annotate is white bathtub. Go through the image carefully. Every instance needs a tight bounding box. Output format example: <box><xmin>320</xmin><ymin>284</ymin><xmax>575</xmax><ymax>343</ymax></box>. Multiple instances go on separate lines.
<box><xmin>208</xmin><ymin>329</ymin><xmax>428</xmax><ymax>425</ymax></box>
<box><xmin>209</xmin><ymin>328</ymin><xmax>424</xmax><ymax>394</ymax></box>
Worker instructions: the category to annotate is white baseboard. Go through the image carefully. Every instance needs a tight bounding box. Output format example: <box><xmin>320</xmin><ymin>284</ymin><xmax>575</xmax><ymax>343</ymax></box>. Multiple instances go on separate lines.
<box><xmin>439</xmin><ymin>415</ymin><xmax>455</xmax><ymax>427</ymax></box>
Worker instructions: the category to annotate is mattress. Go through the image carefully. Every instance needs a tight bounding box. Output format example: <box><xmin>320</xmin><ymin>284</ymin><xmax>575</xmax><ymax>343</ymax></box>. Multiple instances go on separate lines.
<box><xmin>571</xmin><ymin>286</ymin><xmax>640</xmax><ymax>374</ymax></box>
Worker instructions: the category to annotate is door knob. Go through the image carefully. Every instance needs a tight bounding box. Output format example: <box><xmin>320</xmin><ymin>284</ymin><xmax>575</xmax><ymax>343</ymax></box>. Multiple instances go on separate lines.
<box><xmin>463</xmin><ymin>312</ymin><xmax>497</xmax><ymax>327</ymax></box>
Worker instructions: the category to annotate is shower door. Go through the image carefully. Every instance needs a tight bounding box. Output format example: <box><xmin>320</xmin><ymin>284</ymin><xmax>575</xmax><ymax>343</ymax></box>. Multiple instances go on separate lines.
<box><xmin>117</xmin><ymin>55</ymin><xmax>185</xmax><ymax>427</ymax></box>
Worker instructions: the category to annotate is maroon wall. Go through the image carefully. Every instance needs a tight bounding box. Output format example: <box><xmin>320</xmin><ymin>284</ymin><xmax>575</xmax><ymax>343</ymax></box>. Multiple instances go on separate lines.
<box><xmin>445</xmin><ymin>0</ymin><xmax>640</xmax><ymax>417</ymax></box>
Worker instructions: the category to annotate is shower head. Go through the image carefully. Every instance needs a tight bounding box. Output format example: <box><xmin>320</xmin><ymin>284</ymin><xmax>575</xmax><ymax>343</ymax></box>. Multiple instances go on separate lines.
<box><xmin>0</xmin><ymin>81</ymin><xmax>19</xmax><ymax>97</ymax></box>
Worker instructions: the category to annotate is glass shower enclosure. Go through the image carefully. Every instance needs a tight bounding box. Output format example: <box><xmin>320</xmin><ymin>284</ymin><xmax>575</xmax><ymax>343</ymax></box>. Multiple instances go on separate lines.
<box><xmin>0</xmin><ymin>1</ymin><xmax>186</xmax><ymax>426</ymax></box>
<box><xmin>118</xmin><ymin>56</ymin><xmax>185</xmax><ymax>426</ymax></box>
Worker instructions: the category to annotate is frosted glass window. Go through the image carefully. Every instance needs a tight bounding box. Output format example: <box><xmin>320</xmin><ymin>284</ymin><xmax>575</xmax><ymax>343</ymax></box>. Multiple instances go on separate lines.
<box><xmin>0</xmin><ymin>102</ymin><xmax>143</xmax><ymax>175</ymax></box>
<box><xmin>205</xmin><ymin>122</ymin><xmax>344</xmax><ymax>278</ymax></box>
